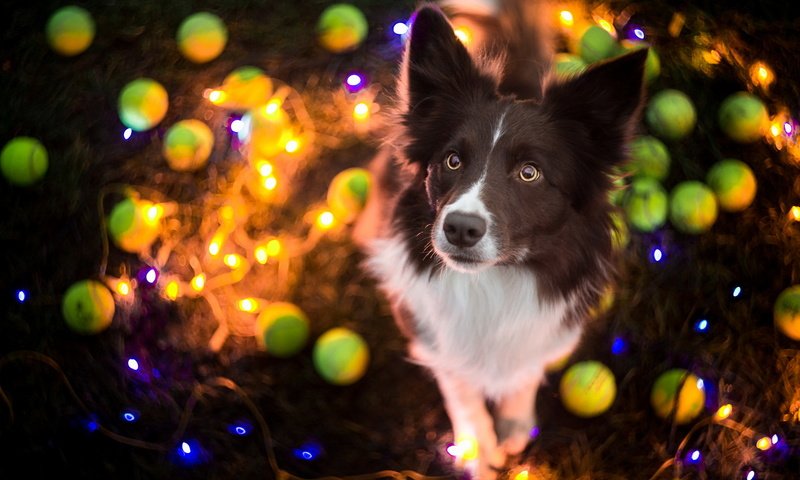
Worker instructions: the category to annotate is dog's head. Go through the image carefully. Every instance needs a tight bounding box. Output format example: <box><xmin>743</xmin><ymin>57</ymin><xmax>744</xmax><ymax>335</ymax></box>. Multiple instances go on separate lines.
<box><xmin>397</xmin><ymin>6</ymin><xmax>646</xmax><ymax>274</ymax></box>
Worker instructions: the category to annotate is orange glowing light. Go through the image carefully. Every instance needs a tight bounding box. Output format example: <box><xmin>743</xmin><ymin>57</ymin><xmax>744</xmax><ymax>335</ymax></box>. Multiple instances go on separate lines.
<box><xmin>191</xmin><ymin>274</ymin><xmax>206</xmax><ymax>292</ymax></box>
<box><xmin>353</xmin><ymin>102</ymin><xmax>370</xmax><ymax>122</ymax></box>
<box><xmin>771</xmin><ymin>122</ymin><xmax>782</xmax><ymax>137</ymax></box>
<box><xmin>789</xmin><ymin>206</ymin><xmax>800</xmax><ymax>221</ymax></box>
<box><xmin>208</xmin><ymin>240</ymin><xmax>221</xmax><ymax>256</ymax></box>
<box><xmin>223</xmin><ymin>254</ymin><xmax>243</xmax><ymax>269</ymax></box>
<box><xmin>265</xmin><ymin>99</ymin><xmax>282</xmax><ymax>116</ymax></box>
<box><xmin>559</xmin><ymin>10</ymin><xmax>574</xmax><ymax>27</ymax></box>
<box><xmin>750</xmin><ymin>62</ymin><xmax>774</xmax><ymax>88</ymax></box>
<box><xmin>208</xmin><ymin>90</ymin><xmax>226</xmax><ymax>105</ymax></box>
<box><xmin>256</xmin><ymin>160</ymin><xmax>274</xmax><ymax>177</ymax></box>
<box><xmin>266</xmin><ymin>238</ymin><xmax>281</xmax><ymax>256</ymax></box>
<box><xmin>144</xmin><ymin>204</ymin><xmax>164</xmax><ymax>224</ymax></box>
<box><xmin>237</xmin><ymin>298</ymin><xmax>259</xmax><ymax>313</ymax></box>
<box><xmin>452</xmin><ymin>435</ymin><xmax>478</xmax><ymax>461</ymax></box>
<box><xmin>756</xmin><ymin>436</ymin><xmax>772</xmax><ymax>451</ymax></box>
<box><xmin>316</xmin><ymin>210</ymin><xmax>336</xmax><ymax>229</ymax></box>
<box><xmin>263</xmin><ymin>176</ymin><xmax>278</xmax><ymax>191</ymax></box>
<box><xmin>453</xmin><ymin>26</ymin><xmax>472</xmax><ymax>45</ymax></box>
<box><xmin>254</xmin><ymin>245</ymin><xmax>268</xmax><ymax>264</ymax></box>
<box><xmin>514</xmin><ymin>470</ymin><xmax>530</xmax><ymax>480</ymax></box>
<box><xmin>702</xmin><ymin>50</ymin><xmax>721</xmax><ymax>65</ymax></box>
<box><xmin>596</xmin><ymin>18</ymin><xmax>614</xmax><ymax>35</ymax></box>
<box><xmin>164</xmin><ymin>280</ymin><xmax>180</xmax><ymax>301</ymax></box>
<box><xmin>285</xmin><ymin>139</ymin><xmax>300</xmax><ymax>153</ymax></box>
<box><xmin>715</xmin><ymin>404</ymin><xmax>733</xmax><ymax>421</ymax></box>
<box><xmin>116</xmin><ymin>280</ymin><xmax>131</xmax><ymax>296</ymax></box>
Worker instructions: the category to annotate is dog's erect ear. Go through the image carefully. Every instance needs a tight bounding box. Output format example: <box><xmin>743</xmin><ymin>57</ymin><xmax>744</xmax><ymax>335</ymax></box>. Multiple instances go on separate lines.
<box><xmin>543</xmin><ymin>48</ymin><xmax>647</xmax><ymax>164</ymax></box>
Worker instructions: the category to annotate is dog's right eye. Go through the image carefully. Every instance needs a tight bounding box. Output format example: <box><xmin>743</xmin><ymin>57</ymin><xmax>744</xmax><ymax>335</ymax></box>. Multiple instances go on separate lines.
<box><xmin>445</xmin><ymin>152</ymin><xmax>462</xmax><ymax>170</ymax></box>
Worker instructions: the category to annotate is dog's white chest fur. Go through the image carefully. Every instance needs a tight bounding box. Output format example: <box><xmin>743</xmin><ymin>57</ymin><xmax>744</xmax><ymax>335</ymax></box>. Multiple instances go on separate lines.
<box><xmin>367</xmin><ymin>235</ymin><xmax>582</xmax><ymax>399</ymax></box>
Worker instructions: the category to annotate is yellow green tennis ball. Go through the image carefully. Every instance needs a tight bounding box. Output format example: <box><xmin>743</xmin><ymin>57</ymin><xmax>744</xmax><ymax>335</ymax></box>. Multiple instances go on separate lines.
<box><xmin>46</xmin><ymin>5</ymin><xmax>95</xmax><ymax>56</ymax></box>
<box><xmin>623</xmin><ymin>177</ymin><xmax>668</xmax><ymax>232</ymax></box>
<box><xmin>650</xmin><ymin>369</ymin><xmax>706</xmax><ymax>424</ymax></box>
<box><xmin>326</xmin><ymin>167</ymin><xmax>371</xmax><ymax>224</ymax></box>
<box><xmin>705</xmin><ymin>159</ymin><xmax>757</xmax><ymax>212</ymax></box>
<box><xmin>669</xmin><ymin>181</ymin><xmax>718</xmax><ymax>234</ymax></box>
<box><xmin>108</xmin><ymin>197</ymin><xmax>161</xmax><ymax>253</ymax></box>
<box><xmin>62</xmin><ymin>279</ymin><xmax>115</xmax><ymax>334</ymax></box>
<box><xmin>1</xmin><ymin>137</ymin><xmax>48</xmax><ymax>186</ymax></box>
<box><xmin>255</xmin><ymin>302</ymin><xmax>309</xmax><ymax>357</ymax></box>
<box><xmin>559</xmin><ymin>361</ymin><xmax>617</xmax><ymax>417</ymax></box>
<box><xmin>313</xmin><ymin>327</ymin><xmax>369</xmax><ymax>385</ymax></box>
<box><xmin>578</xmin><ymin>25</ymin><xmax>618</xmax><ymax>64</ymax></box>
<box><xmin>646</xmin><ymin>89</ymin><xmax>696</xmax><ymax>141</ymax></box>
<box><xmin>220</xmin><ymin>66</ymin><xmax>273</xmax><ymax>111</ymax></box>
<box><xmin>619</xmin><ymin>41</ymin><xmax>660</xmax><ymax>84</ymax></box>
<box><xmin>316</xmin><ymin>4</ymin><xmax>368</xmax><ymax>54</ymax></box>
<box><xmin>774</xmin><ymin>285</ymin><xmax>800</xmax><ymax>340</ymax></box>
<box><xmin>625</xmin><ymin>135</ymin><xmax>671</xmax><ymax>181</ymax></box>
<box><xmin>118</xmin><ymin>78</ymin><xmax>169</xmax><ymax>132</ymax></box>
<box><xmin>163</xmin><ymin>119</ymin><xmax>214</xmax><ymax>172</ymax></box>
<box><xmin>177</xmin><ymin>12</ymin><xmax>228</xmax><ymax>63</ymax></box>
<box><xmin>718</xmin><ymin>92</ymin><xmax>769</xmax><ymax>143</ymax></box>
<box><xmin>553</xmin><ymin>53</ymin><xmax>587</xmax><ymax>77</ymax></box>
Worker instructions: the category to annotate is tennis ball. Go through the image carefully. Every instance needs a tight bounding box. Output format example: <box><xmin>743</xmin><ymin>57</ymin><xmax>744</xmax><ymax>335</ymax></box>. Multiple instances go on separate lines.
<box><xmin>1</xmin><ymin>137</ymin><xmax>48</xmax><ymax>186</ymax></box>
<box><xmin>619</xmin><ymin>40</ymin><xmax>660</xmax><ymax>84</ymax></box>
<box><xmin>316</xmin><ymin>4</ymin><xmax>368</xmax><ymax>54</ymax></box>
<box><xmin>623</xmin><ymin>177</ymin><xmax>668</xmax><ymax>232</ymax></box>
<box><xmin>625</xmin><ymin>136</ymin><xmax>671</xmax><ymax>181</ymax></box>
<box><xmin>610</xmin><ymin>211</ymin><xmax>629</xmax><ymax>250</ymax></box>
<box><xmin>163</xmin><ymin>119</ymin><xmax>214</xmax><ymax>172</ymax></box>
<box><xmin>669</xmin><ymin>181</ymin><xmax>718</xmax><ymax>234</ymax></box>
<box><xmin>553</xmin><ymin>53</ymin><xmax>587</xmax><ymax>77</ymax></box>
<box><xmin>559</xmin><ymin>361</ymin><xmax>617</xmax><ymax>417</ymax></box>
<box><xmin>578</xmin><ymin>25</ymin><xmax>618</xmax><ymax>64</ymax></box>
<box><xmin>646</xmin><ymin>89</ymin><xmax>696</xmax><ymax>141</ymax></box>
<box><xmin>774</xmin><ymin>285</ymin><xmax>800</xmax><ymax>340</ymax></box>
<box><xmin>326</xmin><ymin>168</ymin><xmax>371</xmax><ymax>224</ymax></box>
<box><xmin>241</xmin><ymin>104</ymin><xmax>292</xmax><ymax>157</ymax></box>
<box><xmin>313</xmin><ymin>327</ymin><xmax>369</xmax><ymax>385</ymax></box>
<box><xmin>650</xmin><ymin>369</ymin><xmax>706</xmax><ymax>424</ymax></box>
<box><xmin>108</xmin><ymin>197</ymin><xmax>162</xmax><ymax>253</ymax></box>
<box><xmin>718</xmin><ymin>92</ymin><xmax>769</xmax><ymax>143</ymax></box>
<box><xmin>46</xmin><ymin>5</ymin><xmax>95</xmax><ymax>56</ymax></box>
<box><xmin>176</xmin><ymin>12</ymin><xmax>228</xmax><ymax>64</ymax></box>
<box><xmin>705</xmin><ymin>159</ymin><xmax>757</xmax><ymax>212</ymax></box>
<box><xmin>118</xmin><ymin>78</ymin><xmax>169</xmax><ymax>132</ymax></box>
<box><xmin>255</xmin><ymin>302</ymin><xmax>309</xmax><ymax>357</ymax></box>
<box><xmin>62</xmin><ymin>280</ymin><xmax>115</xmax><ymax>334</ymax></box>
<box><xmin>219</xmin><ymin>66</ymin><xmax>273</xmax><ymax>111</ymax></box>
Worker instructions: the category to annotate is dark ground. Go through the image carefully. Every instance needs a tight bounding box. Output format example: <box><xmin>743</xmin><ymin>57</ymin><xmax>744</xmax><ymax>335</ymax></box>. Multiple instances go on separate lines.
<box><xmin>1</xmin><ymin>1</ymin><xmax>799</xmax><ymax>479</ymax></box>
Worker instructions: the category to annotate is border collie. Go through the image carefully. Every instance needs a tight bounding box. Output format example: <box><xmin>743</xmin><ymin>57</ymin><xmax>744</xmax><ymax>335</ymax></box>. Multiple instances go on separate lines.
<box><xmin>355</xmin><ymin>1</ymin><xmax>646</xmax><ymax>477</ymax></box>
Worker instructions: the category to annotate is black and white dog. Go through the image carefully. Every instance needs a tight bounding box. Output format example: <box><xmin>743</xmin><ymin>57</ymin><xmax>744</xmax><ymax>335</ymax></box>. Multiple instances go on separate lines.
<box><xmin>355</xmin><ymin>1</ymin><xmax>646</xmax><ymax>476</ymax></box>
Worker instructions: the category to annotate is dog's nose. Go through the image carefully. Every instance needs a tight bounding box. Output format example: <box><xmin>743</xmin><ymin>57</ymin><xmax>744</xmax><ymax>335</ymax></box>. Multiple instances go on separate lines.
<box><xmin>443</xmin><ymin>212</ymin><xmax>486</xmax><ymax>248</ymax></box>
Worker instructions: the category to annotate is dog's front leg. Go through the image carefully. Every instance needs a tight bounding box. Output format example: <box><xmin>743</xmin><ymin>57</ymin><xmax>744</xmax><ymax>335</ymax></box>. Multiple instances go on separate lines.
<box><xmin>495</xmin><ymin>372</ymin><xmax>542</xmax><ymax>456</ymax></box>
<box><xmin>433</xmin><ymin>369</ymin><xmax>505</xmax><ymax>479</ymax></box>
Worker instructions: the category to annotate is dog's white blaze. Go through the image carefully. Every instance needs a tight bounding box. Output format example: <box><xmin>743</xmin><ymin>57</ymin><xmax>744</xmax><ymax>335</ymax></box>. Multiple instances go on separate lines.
<box><xmin>367</xmin><ymin>235</ymin><xmax>582</xmax><ymax>399</ymax></box>
<box><xmin>490</xmin><ymin>110</ymin><xmax>508</xmax><ymax>151</ymax></box>
<box><xmin>434</xmin><ymin>176</ymin><xmax>498</xmax><ymax>263</ymax></box>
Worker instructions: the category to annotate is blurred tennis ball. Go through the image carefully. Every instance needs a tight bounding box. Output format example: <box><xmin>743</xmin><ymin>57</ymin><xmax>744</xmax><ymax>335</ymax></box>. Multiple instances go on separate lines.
<box><xmin>118</xmin><ymin>78</ymin><xmax>169</xmax><ymax>132</ymax></box>
<box><xmin>577</xmin><ymin>25</ymin><xmax>618</xmax><ymax>64</ymax></box>
<box><xmin>46</xmin><ymin>5</ymin><xmax>95</xmax><ymax>56</ymax></box>
<box><xmin>718</xmin><ymin>92</ymin><xmax>769</xmax><ymax>143</ymax></box>
<box><xmin>705</xmin><ymin>159</ymin><xmax>757</xmax><ymax>212</ymax></box>
<box><xmin>1</xmin><ymin>137</ymin><xmax>48</xmax><ymax>186</ymax></box>
<box><xmin>623</xmin><ymin>177</ymin><xmax>668</xmax><ymax>232</ymax></box>
<box><xmin>108</xmin><ymin>197</ymin><xmax>162</xmax><ymax>253</ymax></box>
<box><xmin>774</xmin><ymin>285</ymin><xmax>800</xmax><ymax>340</ymax></box>
<box><xmin>62</xmin><ymin>279</ymin><xmax>115</xmax><ymax>334</ymax></box>
<box><xmin>650</xmin><ymin>368</ymin><xmax>706</xmax><ymax>424</ymax></box>
<box><xmin>177</xmin><ymin>12</ymin><xmax>228</xmax><ymax>63</ymax></box>
<box><xmin>217</xmin><ymin>66</ymin><xmax>274</xmax><ymax>111</ymax></box>
<box><xmin>625</xmin><ymin>136</ymin><xmax>670</xmax><ymax>181</ymax></box>
<box><xmin>163</xmin><ymin>119</ymin><xmax>214</xmax><ymax>172</ymax></box>
<box><xmin>326</xmin><ymin>168</ymin><xmax>371</xmax><ymax>224</ymax></box>
<box><xmin>316</xmin><ymin>4</ymin><xmax>368</xmax><ymax>54</ymax></box>
<box><xmin>646</xmin><ymin>89</ymin><xmax>696</xmax><ymax>141</ymax></box>
<box><xmin>560</xmin><ymin>361</ymin><xmax>617</xmax><ymax>417</ymax></box>
<box><xmin>669</xmin><ymin>181</ymin><xmax>718</xmax><ymax>234</ymax></box>
<box><xmin>313</xmin><ymin>327</ymin><xmax>369</xmax><ymax>385</ymax></box>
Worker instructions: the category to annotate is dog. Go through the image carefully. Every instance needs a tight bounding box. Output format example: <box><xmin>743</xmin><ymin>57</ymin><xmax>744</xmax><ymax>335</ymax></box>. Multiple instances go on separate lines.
<box><xmin>354</xmin><ymin>1</ymin><xmax>646</xmax><ymax>477</ymax></box>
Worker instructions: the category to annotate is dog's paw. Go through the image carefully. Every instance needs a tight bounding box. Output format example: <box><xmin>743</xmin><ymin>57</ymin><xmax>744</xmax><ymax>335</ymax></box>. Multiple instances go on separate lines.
<box><xmin>495</xmin><ymin>417</ymin><xmax>536</xmax><ymax>456</ymax></box>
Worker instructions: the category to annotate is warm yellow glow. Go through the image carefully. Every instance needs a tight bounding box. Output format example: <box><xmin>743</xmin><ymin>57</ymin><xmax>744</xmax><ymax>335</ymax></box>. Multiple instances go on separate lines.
<box><xmin>559</xmin><ymin>10</ymin><xmax>574</xmax><ymax>27</ymax></box>
<box><xmin>316</xmin><ymin>210</ymin><xmax>336</xmax><ymax>229</ymax></box>
<box><xmin>263</xmin><ymin>176</ymin><xmax>278</xmax><ymax>191</ymax></box>
<box><xmin>756</xmin><ymin>436</ymin><xmax>772</xmax><ymax>451</ymax></box>
<box><xmin>256</xmin><ymin>160</ymin><xmax>274</xmax><ymax>177</ymax></box>
<box><xmin>116</xmin><ymin>280</ymin><xmax>131</xmax><ymax>296</ymax></box>
<box><xmin>164</xmin><ymin>280</ymin><xmax>180</xmax><ymax>301</ymax></box>
<box><xmin>596</xmin><ymin>18</ymin><xmax>614</xmax><ymax>35</ymax></box>
<box><xmin>264</xmin><ymin>99</ymin><xmax>282</xmax><ymax>116</ymax></box>
<box><xmin>224</xmin><ymin>254</ymin><xmax>244</xmax><ymax>269</ymax></box>
<box><xmin>266</xmin><ymin>238</ymin><xmax>281</xmax><ymax>256</ymax></box>
<box><xmin>715</xmin><ymin>403</ymin><xmax>733</xmax><ymax>421</ymax></box>
<box><xmin>453</xmin><ymin>26</ymin><xmax>472</xmax><ymax>45</ymax></box>
<box><xmin>208</xmin><ymin>90</ymin><xmax>226</xmax><ymax>105</ymax></box>
<box><xmin>191</xmin><ymin>274</ymin><xmax>206</xmax><ymax>292</ymax></box>
<box><xmin>144</xmin><ymin>204</ymin><xmax>164</xmax><ymax>225</ymax></box>
<box><xmin>514</xmin><ymin>470</ymin><xmax>529</xmax><ymax>480</ymax></box>
<box><xmin>455</xmin><ymin>435</ymin><xmax>478</xmax><ymax>461</ymax></box>
<box><xmin>237</xmin><ymin>298</ymin><xmax>259</xmax><ymax>313</ymax></box>
<box><xmin>789</xmin><ymin>206</ymin><xmax>800</xmax><ymax>221</ymax></box>
<box><xmin>254</xmin><ymin>245</ymin><xmax>268</xmax><ymax>264</ymax></box>
<box><xmin>353</xmin><ymin>102</ymin><xmax>370</xmax><ymax>122</ymax></box>
<box><xmin>750</xmin><ymin>62</ymin><xmax>774</xmax><ymax>88</ymax></box>
<box><xmin>285</xmin><ymin>139</ymin><xmax>300</xmax><ymax>153</ymax></box>
<box><xmin>771</xmin><ymin>123</ymin><xmax>782</xmax><ymax>137</ymax></box>
<box><xmin>209</xmin><ymin>231</ymin><xmax>226</xmax><ymax>256</ymax></box>
<box><xmin>702</xmin><ymin>50</ymin><xmax>721</xmax><ymax>65</ymax></box>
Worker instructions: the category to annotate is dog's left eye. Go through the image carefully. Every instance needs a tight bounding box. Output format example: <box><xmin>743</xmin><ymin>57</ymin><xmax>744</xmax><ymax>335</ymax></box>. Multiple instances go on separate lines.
<box><xmin>519</xmin><ymin>163</ymin><xmax>541</xmax><ymax>182</ymax></box>
<box><xmin>445</xmin><ymin>152</ymin><xmax>462</xmax><ymax>170</ymax></box>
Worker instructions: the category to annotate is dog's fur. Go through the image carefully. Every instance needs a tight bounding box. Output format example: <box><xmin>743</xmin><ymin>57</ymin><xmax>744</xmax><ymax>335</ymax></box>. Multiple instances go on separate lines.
<box><xmin>354</xmin><ymin>2</ymin><xmax>646</xmax><ymax>477</ymax></box>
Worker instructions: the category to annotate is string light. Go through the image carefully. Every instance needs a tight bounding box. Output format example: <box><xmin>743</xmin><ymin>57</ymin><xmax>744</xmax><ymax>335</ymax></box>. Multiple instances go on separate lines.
<box><xmin>190</xmin><ymin>274</ymin><xmax>206</xmax><ymax>292</ymax></box>
<box><xmin>686</xmin><ymin>449</ymin><xmax>703</xmax><ymax>464</ymax></box>
<box><xmin>121</xmin><ymin>410</ymin><xmax>139</xmax><ymax>422</ymax></box>
<box><xmin>392</xmin><ymin>21</ymin><xmax>409</xmax><ymax>36</ymax></box>
<box><xmin>115</xmin><ymin>279</ymin><xmax>131</xmax><ymax>296</ymax></box>
<box><xmin>16</xmin><ymin>289</ymin><xmax>27</xmax><ymax>303</ymax></box>
<box><xmin>123</xmin><ymin>128</ymin><xmax>132</xmax><ymax>140</ymax></box>
<box><xmin>345</xmin><ymin>72</ymin><xmax>366</xmax><ymax>93</ymax></box>
<box><xmin>223</xmin><ymin>254</ymin><xmax>244</xmax><ymax>269</ymax></box>
<box><xmin>749</xmin><ymin>61</ymin><xmax>775</xmax><ymax>89</ymax></box>
<box><xmin>164</xmin><ymin>280</ymin><xmax>180</xmax><ymax>301</ymax></box>
<box><xmin>453</xmin><ymin>26</ymin><xmax>472</xmax><ymax>46</ymax></box>
<box><xmin>230</xmin><ymin>119</ymin><xmax>244</xmax><ymax>133</ymax></box>
<box><xmin>237</xmin><ymin>298</ymin><xmax>259</xmax><ymax>313</ymax></box>
<box><xmin>284</xmin><ymin>138</ymin><xmax>300</xmax><ymax>153</ymax></box>
<box><xmin>353</xmin><ymin>102</ymin><xmax>370</xmax><ymax>122</ymax></box>
<box><xmin>227</xmin><ymin>422</ymin><xmax>252</xmax><ymax>436</ymax></box>
<box><xmin>732</xmin><ymin>285</ymin><xmax>742</xmax><ymax>298</ymax></box>
<box><xmin>715</xmin><ymin>403</ymin><xmax>733</xmax><ymax>420</ymax></box>
<box><xmin>745</xmin><ymin>470</ymin><xmax>756</xmax><ymax>480</ymax></box>
<box><xmin>447</xmin><ymin>435</ymin><xmax>478</xmax><ymax>461</ymax></box>
<box><xmin>208</xmin><ymin>90</ymin><xmax>225</xmax><ymax>104</ymax></box>
<box><xmin>694</xmin><ymin>318</ymin><xmax>709</xmax><ymax>332</ymax></box>
<box><xmin>514</xmin><ymin>469</ymin><xmax>530</xmax><ymax>480</ymax></box>
<box><xmin>127</xmin><ymin>358</ymin><xmax>140</xmax><ymax>371</ymax></box>
<box><xmin>756</xmin><ymin>436</ymin><xmax>772</xmax><ymax>451</ymax></box>
<box><xmin>262</xmin><ymin>176</ymin><xmax>278</xmax><ymax>191</ymax></box>
<box><xmin>651</xmin><ymin>247</ymin><xmax>664</xmax><ymax>263</ymax></box>
<box><xmin>790</xmin><ymin>206</ymin><xmax>800</xmax><ymax>221</ymax></box>
<box><xmin>293</xmin><ymin>441</ymin><xmax>322</xmax><ymax>461</ymax></box>
<box><xmin>316</xmin><ymin>210</ymin><xmax>336</xmax><ymax>230</ymax></box>
<box><xmin>611</xmin><ymin>336</ymin><xmax>628</xmax><ymax>355</ymax></box>
<box><xmin>559</xmin><ymin>10</ymin><xmax>574</xmax><ymax>27</ymax></box>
